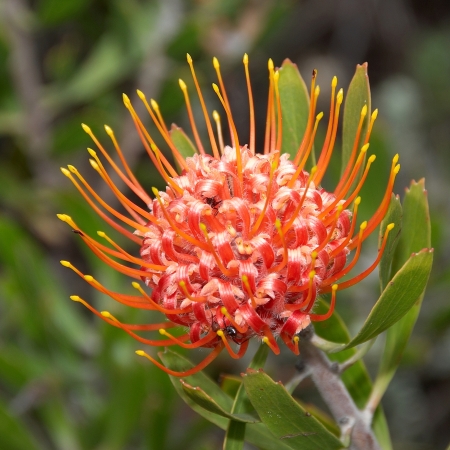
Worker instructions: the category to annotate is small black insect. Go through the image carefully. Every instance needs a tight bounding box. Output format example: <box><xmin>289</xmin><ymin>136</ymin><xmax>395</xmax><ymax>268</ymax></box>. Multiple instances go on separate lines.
<box><xmin>209</xmin><ymin>315</ymin><xmax>249</xmax><ymax>345</ymax></box>
<box><xmin>204</xmin><ymin>196</ymin><xmax>223</xmax><ymax>215</ymax></box>
<box><xmin>224</xmin><ymin>325</ymin><xmax>251</xmax><ymax>345</ymax></box>
<box><xmin>210</xmin><ymin>320</ymin><xmax>235</xmax><ymax>337</ymax></box>
<box><xmin>224</xmin><ymin>325</ymin><xmax>238</xmax><ymax>338</ymax></box>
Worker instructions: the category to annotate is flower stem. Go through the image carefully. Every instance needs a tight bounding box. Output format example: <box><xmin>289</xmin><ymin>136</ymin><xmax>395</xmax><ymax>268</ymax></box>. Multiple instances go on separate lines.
<box><xmin>299</xmin><ymin>328</ymin><xmax>380</xmax><ymax>450</ymax></box>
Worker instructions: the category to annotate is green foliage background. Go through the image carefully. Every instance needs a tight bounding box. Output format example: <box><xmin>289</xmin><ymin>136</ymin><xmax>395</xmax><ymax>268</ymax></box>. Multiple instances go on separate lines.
<box><xmin>0</xmin><ymin>0</ymin><xmax>448</xmax><ymax>448</ymax></box>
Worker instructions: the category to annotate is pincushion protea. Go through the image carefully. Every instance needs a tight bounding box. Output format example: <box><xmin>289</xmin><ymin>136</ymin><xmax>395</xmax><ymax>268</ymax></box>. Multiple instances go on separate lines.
<box><xmin>59</xmin><ymin>54</ymin><xmax>398</xmax><ymax>376</ymax></box>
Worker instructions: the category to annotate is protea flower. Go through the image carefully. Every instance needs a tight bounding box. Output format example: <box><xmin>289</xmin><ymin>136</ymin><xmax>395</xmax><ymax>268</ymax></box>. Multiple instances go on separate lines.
<box><xmin>59</xmin><ymin>54</ymin><xmax>398</xmax><ymax>376</ymax></box>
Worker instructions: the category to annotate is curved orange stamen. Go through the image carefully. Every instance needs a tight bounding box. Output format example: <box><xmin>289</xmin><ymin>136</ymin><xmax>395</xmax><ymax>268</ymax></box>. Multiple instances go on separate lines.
<box><xmin>83</xmin><ymin>275</ymin><xmax>158</xmax><ymax>308</ymax></box>
<box><xmin>328</xmin><ymin>197</ymin><xmax>361</xmax><ymax>259</ymax></box>
<box><xmin>82</xmin><ymin>124</ymin><xmax>151</xmax><ymax>204</ymax></box>
<box><xmin>131</xmin><ymin>282</ymin><xmax>193</xmax><ymax>315</ymax></box>
<box><xmin>217</xmin><ymin>331</ymin><xmax>249</xmax><ymax>359</ymax></box>
<box><xmin>280</xmin><ymin>333</ymin><xmax>300</xmax><ymax>355</ymax></box>
<box><xmin>125</xmin><ymin>94</ymin><xmax>185</xmax><ymax>176</ymax></box>
<box><xmin>150</xmin><ymin>98</ymin><xmax>169</xmax><ymax>136</ymax></box>
<box><xmin>349</xmin><ymin>157</ymin><xmax>399</xmax><ymax>249</ymax></box>
<box><xmin>60</xmin><ymin>170</ymin><xmax>143</xmax><ymax>243</ymax></box>
<box><xmin>315</xmin><ymin>76</ymin><xmax>337</xmax><ymax>169</ymax></box>
<box><xmin>63</xmin><ymin>166</ymin><xmax>152</xmax><ymax>233</ymax></box>
<box><xmin>178</xmin><ymin>78</ymin><xmax>205</xmax><ymax>155</ymax></box>
<box><xmin>199</xmin><ymin>223</ymin><xmax>236</xmax><ymax>277</ymax></box>
<box><xmin>135</xmin><ymin>344</ymin><xmax>224</xmax><ymax>377</ymax></box>
<box><xmin>243</xmin><ymin>54</ymin><xmax>255</xmax><ymax>155</ymax></box>
<box><xmin>102</xmin><ymin>311</ymin><xmax>188</xmax><ymax>346</ymax></box>
<box><xmin>103</xmin><ymin>124</ymin><xmax>151</xmax><ymax>203</ymax></box>
<box><xmin>286</xmin><ymin>270</ymin><xmax>316</xmax><ymax>311</ymax></box>
<box><xmin>274</xmin><ymin>70</ymin><xmax>282</xmax><ymax>156</ymax></box>
<box><xmin>334</xmin><ymin>104</ymin><xmax>368</xmax><ymax>196</ymax></box>
<box><xmin>97</xmin><ymin>231</ymin><xmax>168</xmax><ymax>270</ymax></box>
<box><xmin>322</xmin><ymin>222</ymin><xmax>367</xmax><ymax>287</ymax></box>
<box><xmin>313</xmin><ymin>89</ymin><xmax>343</xmax><ymax>185</ymax></box>
<box><xmin>70</xmin><ymin>295</ymin><xmax>181</xmax><ymax>333</ymax></box>
<box><xmin>159</xmin><ymin>328</ymin><xmax>216</xmax><ymax>349</ymax></box>
<box><xmin>70</xmin><ymin>295</ymin><xmax>140</xmax><ymax>325</ymax></box>
<box><xmin>314</xmin><ymin>205</ymin><xmax>343</xmax><ymax>254</ymax></box>
<box><xmin>264</xmin><ymin>59</ymin><xmax>275</xmax><ymax>155</ymax></box>
<box><xmin>319</xmin><ymin>144</ymin><xmax>370</xmax><ymax>220</ymax></box>
<box><xmin>324</xmin><ymin>223</ymin><xmax>395</xmax><ymax>292</ymax></box>
<box><xmin>293</xmin><ymin>70</ymin><xmax>318</xmax><ymax>166</ymax></box>
<box><xmin>262</xmin><ymin>329</ymin><xmax>280</xmax><ymax>355</ymax></box>
<box><xmin>220</xmin><ymin>307</ymin><xmax>248</xmax><ymax>334</ymax></box>
<box><xmin>328</xmin><ymin>155</ymin><xmax>376</xmax><ymax>222</ymax></box>
<box><xmin>212</xmin><ymin>83</ymin><xmax>242</xmax><ymax>185</ymax></box>
<box><xmin>83</xmin><ymin>239</ymin><xmax>159</xmax><ymax>280</ymax></box>
<box><xmin>295</xmin><ymin>112</ymin><xmax>323</xmax><ymax>176</ymax></box>
<box><xmin>60</xmin><ymin>220</ymin><xmax>164</xmax><ymax>272</ymax></box>
<box><xmin>57</xmin><ymin>215</ymin><xmax>131</xmax><ymax>260</ymax></box>
<box><xmin>178</xmin><ymin>281</ymin><xmax>208</xmax><ymax>303</ymax></box>
<box><xmin>212</xmin><ymin>110</ymin><xmax>225</xmax><ymax>154</ymax></box>
<box><xmin>152</xmin><ymin>188</ymin><xmax>210</xmax><ymax>252</ymax></box>
<box><xmin>87</xmin><ymin>154</ymin><xmax>160</xmax><ymax>224</ymax></box>
<box><xmin>251</xmin><ymin>161</ymin><xmax>276</xmax><ymax>236</ymax></box>
<box><xmin>364</xmin><ymin>109</ymin><xmax>378</xmax><ymax>145</ymax></box>
<box><xmin>213</xmin><ymin>57</ymin><xmax>234</xmax><ymax>147</ymax></box>
<box><xmin>270</xmin><ymin>219</ymin><xmax>288</xmax><ymax>273</ymax></box>
<box><xmin>187</xmin><ymin>54</ymin><xmax>220</xmax><ymax>159</ymax></box>
<box><xmin>310</xmin><ymin>284</ymin><xmax>338</xmax><ymax>321</ymax></box>
<box><xmin>242</xmin><ymin>275</ymin><xmax>257</xmax><ymax>309</ymax></box>
<box><xmin>283</xmin><ymin>166</ymin><xmax>318</xmax><ymax>233</ymax></box>
<box><xmin>132</xmin><ymin>92</ymin><xmax>187</xmax><ymax>174</ymax></box>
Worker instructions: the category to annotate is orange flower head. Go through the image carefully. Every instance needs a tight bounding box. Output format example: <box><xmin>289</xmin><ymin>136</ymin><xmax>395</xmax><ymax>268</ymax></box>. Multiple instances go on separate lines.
<box><xmin>59</xmin><ymin>54</ymin><xmax>398</xmax><ymax>376</ymax></box>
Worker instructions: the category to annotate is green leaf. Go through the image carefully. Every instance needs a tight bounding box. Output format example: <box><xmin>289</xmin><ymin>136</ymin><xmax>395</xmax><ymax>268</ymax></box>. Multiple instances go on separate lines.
<box><xmin>45</xmin><ymin>34</ymin><xmax>133</xmax><ymax>111</ymax></box>
<box><xmin>39</xmin><ymin>398</ymin><xmax>84</xmax><ymax>450</ymax></box>
<box><xmin>379</xmin><ymin>194</ymin><xmax>403</xmax><ymax>291</ymax></box>
<box><xmin>372</xmin><ymin>407</ymin><xmax>392</xmax><ymax>450</ymax></box>
<box><xmin>223</xmin><ymin>345</ymin><xmax>269</xmax><ymax>449</ymax></box>
<box><xmin>277</xmin><ymin>59</ymin><xmax>314</xmax><ymax>165</ymax></box>
<box><xmin>249</xmin><ymin>343</ymin><xmax>270</xmax><ymax>370</ymax></box>
<box><xmin>371</xmin><ymin>179</ymin><xmax>431</xmax><ymax>409</ymax></box>
<box><xmin>220</xmin><ymin>375</ymin><xmax>242</xmax><ymax>398</ymax></box>
<box><xmin>169</xmin><ymin>125</ymin><xmax>197</xmax><ymax>165</ymax></box>
<box><xmin>243</xmin><ymin>369</ymin><xmax>342</xmax><ymax>450</ymax></box>
<box><xmin>391</xmin><ymin>179</ymin><xmax>431</xmax><ymax>272</ymax></box>
<box><xmin>159</xmin><ymin>349</ymin><xmax>233</xmax><ymax>411</ymax></box>
<box><xmin>341</xmin><ymin>63</ymin><xmax>371</xmax><ymax>180</ymax></box>
<box><xmin>0</xmin><ymin>400</ymin><xmax>44</xmax><ymax>450</ymax></box>
<box><xmin>38</xmin><ymin>0</ymin><xmax>89</xmax><ymax>25</ymax></box>
<box><xmin>0</xmin><ymin>217</ymin><xmax>91</xmax><ymax>351</ymax></box>
<box><xmin>229</xmin><ymin>345</ymin><xmax>268</xmax><ymax>417</ymax></box>
<box><xmin>343</xmin><ymin>248</ymin><xmax>433</xmax><ymax>349</ymax></box>
<box><xmin>97</xmin><ymin>366</ymin><xmax>157</xmax><ymax>450</ymax></box>
<box><xmin>179</xmin><ymin>379</ymin><xmax>259</xmax><ymax>423</ymax></box>
<box><xmin>294</xmin><ymin>399</ymin><xmax>340</xmax><ymax>437</ymax></box>
<box><xmin>0</xmin><ymin>111</ymin><xmax>21</xmax><ymax>134</ymax></box>
<box><xmin>223</xmin><ymin>421</ymin><xmax>246</xmax><ymax>450</ymax></box>
<box><xmin>160</xmin><ymin>349</ymin><xmax>296</xmax><ymax>450</ymax></box>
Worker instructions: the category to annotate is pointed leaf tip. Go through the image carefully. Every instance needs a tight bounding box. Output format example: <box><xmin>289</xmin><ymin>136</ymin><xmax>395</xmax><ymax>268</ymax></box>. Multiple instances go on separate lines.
<box><xmin>243</xmin><ymin>370</ymin><xmax>342</xmax><ymax>449</ymax></box>
<box><xmin>343</xmin><ymin>248</ymin><xmax>433</xmax><ymax>349</ymax></box>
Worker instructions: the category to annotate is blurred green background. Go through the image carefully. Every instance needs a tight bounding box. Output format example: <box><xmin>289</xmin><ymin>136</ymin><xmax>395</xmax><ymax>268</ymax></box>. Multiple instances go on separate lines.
<box><xmin>0</xmin><ymin>0</ymin><xmax>448</xmax><ymax>449</ymax></box>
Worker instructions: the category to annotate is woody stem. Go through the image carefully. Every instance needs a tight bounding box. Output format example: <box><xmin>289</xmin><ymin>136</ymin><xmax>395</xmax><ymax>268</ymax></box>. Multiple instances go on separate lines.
<box><xmin>298</xmin><ymin>327</ymin><xmax>380</xmax><ymax>450</ymax></box>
